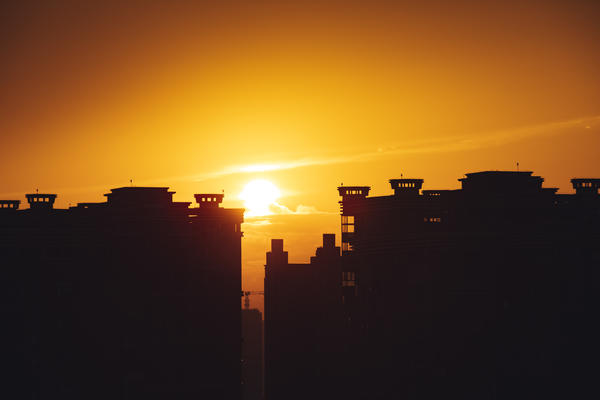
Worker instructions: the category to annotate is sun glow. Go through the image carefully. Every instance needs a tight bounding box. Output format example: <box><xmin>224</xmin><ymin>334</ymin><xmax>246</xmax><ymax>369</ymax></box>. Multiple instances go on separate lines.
<box><xmin>239</xmin><ymin>179</ymin><xmax>281</xmax><ymax>217</ymax></box>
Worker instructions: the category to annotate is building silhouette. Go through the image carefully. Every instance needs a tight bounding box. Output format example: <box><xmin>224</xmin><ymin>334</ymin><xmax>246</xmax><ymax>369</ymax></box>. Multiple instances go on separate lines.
<box><xmin>337</xmin><ymin>171</ymin><xmax>600</xmax><ymax>399</ymax></box>
<box><xmin>242</xmin><ymin>308</ymin><xmax>263</xmax><ymax>400</ymax></box>
<box><xmin>263</xmin><ymin>234</ymin><xmax>344</xmax><ymax>400</ymax></box>
<box><xmin>0</xmin><ymin>187</ymin><xmax>244</xmax><ymax>400</ymax></box>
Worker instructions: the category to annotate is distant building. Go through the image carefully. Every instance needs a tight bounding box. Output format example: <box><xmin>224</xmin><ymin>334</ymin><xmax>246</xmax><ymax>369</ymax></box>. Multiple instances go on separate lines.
<box><xmin>338</xmin><ymin>171</ymin><xmax>600</xmax><ymax>399</ymax></box>
<box><xmin>242</xmin><ymin>308</ymin><xmax>263</xmax><ymax>400</ymax></box>
<box><xmin>0</xmin><ymin>188</ymin><xmax>244</xmax><ymax>400</ymax></box>
<box><xmin>263</xmin><ymin>234</ymin><xmax>343</xmax><ymax>400</ymax></box>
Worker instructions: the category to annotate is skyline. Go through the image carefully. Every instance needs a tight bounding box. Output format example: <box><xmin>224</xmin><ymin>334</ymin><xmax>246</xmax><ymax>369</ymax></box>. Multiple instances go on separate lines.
<box><xmin>2</xmin><ymin>0</ymin><xmax>599</xmax><ymax>300</ymax></box>
<box><xmin>2</xmin><ymin>168</ymin><xmax>595</xmax><ymax>315</ymax></box>
<box><xmin>3</xmin><ymin>169</ymin><xmax>599</xmax><ymax>399</ymax></box>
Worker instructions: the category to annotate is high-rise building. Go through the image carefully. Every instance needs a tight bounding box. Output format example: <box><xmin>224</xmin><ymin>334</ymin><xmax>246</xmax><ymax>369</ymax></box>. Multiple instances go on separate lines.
<box><xmin>0</xmin><ymin>187</ymin><xmax>244</xmax><ymax>400</ymax></box>
<box><xmin>338</xmin><ymin>171</ymin><xmax>600</xmax><ymax>399</ymax></box>
<box><xmin>242</xmin><ymin>308</ymin><xmax>263</xmax><ymax>400</ymax></box>
<box><xmin>263</xmin><ymin>234</ymin><xmax>343</xmax><ymax>400</ymax></box>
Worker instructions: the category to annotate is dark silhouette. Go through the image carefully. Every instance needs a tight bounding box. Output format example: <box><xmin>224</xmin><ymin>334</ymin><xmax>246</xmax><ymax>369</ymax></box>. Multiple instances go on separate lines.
<box><xmin>339</xmin><ymin>171</ymin><xmax>600</xmax><ymax>399</ymax></box>
<box><xmin>4</xmin><ymin>171</ymin><xmax>599</xmax><ymax>400</ymax></box>
<box><xmin>242</xmin><ymin>308</ymin><xmax>263</xmax><ymax>400</ymax></box>
<box><xmin>0</xmin><ymin>187</ymin><xmax>244</xmax><ymax>400</ymax></box>
<box><xmin>263</xmin><ymin>171</ymin><xmax>600</xmax><ymax>400</ymax></box>
<box><xmin>264</xmin><ymin>234</ymin><xmax>344</xmax><ymax>400</ymax></box>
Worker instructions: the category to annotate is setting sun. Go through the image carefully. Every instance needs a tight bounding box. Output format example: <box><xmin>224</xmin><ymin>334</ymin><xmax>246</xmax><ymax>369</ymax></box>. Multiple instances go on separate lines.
<box><xmin>239</xmin><ymin>179</ymin><xmax>281</xmax><ymax>217</ymax></box>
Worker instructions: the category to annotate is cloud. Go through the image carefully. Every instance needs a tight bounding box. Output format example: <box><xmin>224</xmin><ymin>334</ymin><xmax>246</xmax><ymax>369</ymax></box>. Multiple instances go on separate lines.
<box><xmin>268</xmin><ymin>202</ymin><xmax>334</xmax><ymax>215</ymax></box>
<box><xmin>193</xmin><ymin>115</ymin><xmax>600</xmax><ymax>182</ymax></box>
<box><xmin>243</xmin><ymin>219</ymin><xmax>272</xmax><ymax>226</ymax></box>
<box><xmin>241</xmin><ymin>202</ymin><xmax>334</xmax><ymax>226</ymax></box>
<box><xmin>240</xmin><ymin>202</ymin><xmax>334</xmax><ymax>228</ymax></box>
<box><xmin>7</xmin><ymin>115</ymin><xmax>593</xmax><ymax>201</ymax></box>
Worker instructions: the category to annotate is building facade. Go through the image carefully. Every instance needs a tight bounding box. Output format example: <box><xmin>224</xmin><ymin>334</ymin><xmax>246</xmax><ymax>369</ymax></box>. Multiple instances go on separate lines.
<box><xmin>0</xmin><ymin>187</ymin><xmax>244</xmax><ymax>400</ymax></box>
<box><xmin>263</xmin><ymin>234</ymin><xmax>344</xmax><ymax>400</ymax></box>
<box><xmin>242</xmin><ymin>308</ymin><xmax>263</xmax><ymax>400</ymax></box>
<box><xmin>338</xmin><ymin>172</ymin><xmax>600</xmax><ymax>399</ymax></box>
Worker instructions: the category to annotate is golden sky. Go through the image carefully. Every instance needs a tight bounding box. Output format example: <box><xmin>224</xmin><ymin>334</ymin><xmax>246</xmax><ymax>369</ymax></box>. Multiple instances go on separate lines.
<box><xmin>1</xmin><ymin>1</ymin><xmax>599</xmax><ymax>304</ymax></box>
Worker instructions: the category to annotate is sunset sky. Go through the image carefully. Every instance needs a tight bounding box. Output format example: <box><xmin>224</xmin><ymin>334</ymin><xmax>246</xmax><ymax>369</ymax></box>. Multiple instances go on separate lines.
<box><xmin>1</xmin><ymin>1</ymin><xmax>599</xmax><ymax>303</ymax></box>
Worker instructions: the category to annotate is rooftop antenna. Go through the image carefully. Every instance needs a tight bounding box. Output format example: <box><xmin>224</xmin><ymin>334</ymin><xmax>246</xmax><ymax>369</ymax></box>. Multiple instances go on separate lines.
<box><xmin>130</xmin><ymin>179</ymin><xmax>133</xmax><ymax>187</ymax></box>
<box><xmin>36</xmin><ymin>188</ymin><xmax>38</xmax><ymax>194</ymax></box>
<box><xmin>517</xmin><ymin>162</ymin><xmax>520</xmax><ymax>172</ymax></box>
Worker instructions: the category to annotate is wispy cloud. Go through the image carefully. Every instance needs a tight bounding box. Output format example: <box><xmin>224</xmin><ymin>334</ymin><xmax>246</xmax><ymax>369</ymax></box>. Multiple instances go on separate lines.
<box><xmin>4</xmin><ymin>115</ymin><xmax>595</xmax><ymax>201</ymax></box>
<box><xmin>240</xmin><ymin>198</ymin><xmax>338</xmax><ymax>223</ymax></box>
<box><xmin>243</xmin><ymin>202</ymin><xmax>335</xmax><ymax>220</ymax></box>
<box><xmin>193</xmin><ymin>115</ymin><xmax>599</xmax><ymax>181</ymax></box>
<box><xmin>269</xmin><ymin>202</ymin><xmax>335</xmax><ymax>215</ymax></box>
<box><xmin>243</xmin><ymin>219</ymin><xmax>273</xmax><ymax>227</ymax></box>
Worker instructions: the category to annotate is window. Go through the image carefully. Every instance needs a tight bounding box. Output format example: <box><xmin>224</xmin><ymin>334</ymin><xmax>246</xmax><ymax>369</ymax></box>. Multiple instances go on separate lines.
<box><xmin>342</xmin><ymin>242</ymin><xmax>353</xmax><ymax>252</ymax></box>
<box><xmin>342</xmin><ymin>271</ymin><xmax>356</xmax><ymax>287</ymax></box>
<box><xmin>342</xmin><ymin>215</ymin><xmax>355</xmax><ymax>232</ymax></box>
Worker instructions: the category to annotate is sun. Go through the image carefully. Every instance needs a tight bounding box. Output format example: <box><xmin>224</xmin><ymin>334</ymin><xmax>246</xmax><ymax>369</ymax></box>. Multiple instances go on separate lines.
<box><xmin>239</xmin><ymin>179</ymin><xmax>281</xmax><ymax>217</ymax></box>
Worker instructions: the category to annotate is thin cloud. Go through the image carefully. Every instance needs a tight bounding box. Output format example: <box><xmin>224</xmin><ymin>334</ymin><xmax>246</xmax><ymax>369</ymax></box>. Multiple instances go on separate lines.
<box><xmin>269</xmin><ymin>202</ymin><xmax>335</xmax><ymax>216</ymax></box>
<box><xmin>193</xmin><ymin>115</ymin><xmax>599</xmax><ymax>182</ymax></box>
<box><xmin>242</xmin><ymin>202</ymin><xmax>335</xmax><ymax>220</ymax></box>
<box><xmin>243</xmin><ymin>219</ymin><xmax>273</xmax><ymax>227</ymax></box>
<box><xmin>240</xmin><ymin>201</ymin><xmax>336</xmax><ymax>224</ymax></box>
<box><xmin>4</xmin><ymin>115</ymin><xmax>594</xmax><ymax>200</ymax></box>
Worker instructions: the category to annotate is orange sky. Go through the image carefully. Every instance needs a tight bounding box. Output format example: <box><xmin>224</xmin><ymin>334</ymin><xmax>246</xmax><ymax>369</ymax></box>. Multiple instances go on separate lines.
<box><xmin>1</xmin><ymin>1</ymin><xmax>599</xmax><ymax>307</ymax></box>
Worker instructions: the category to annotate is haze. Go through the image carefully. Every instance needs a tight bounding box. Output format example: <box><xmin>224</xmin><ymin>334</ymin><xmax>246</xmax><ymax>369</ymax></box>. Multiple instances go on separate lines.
<box><xmin>1</xmin><ymin>0</ymin><xmax>599</xmax><ymax>301</ymax></box>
